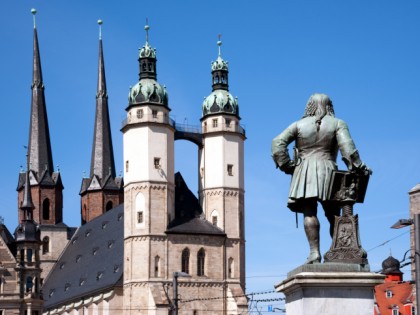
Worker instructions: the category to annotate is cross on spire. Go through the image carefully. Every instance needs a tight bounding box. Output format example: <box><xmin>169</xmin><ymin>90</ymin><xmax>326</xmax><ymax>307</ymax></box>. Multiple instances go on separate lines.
<box><xmin>217</xmin><ymin>34</ymin><xmax>222</xmax><ymax>57</ymax></box>
<box><xmin>145</xmin><ymin>18</ymin><xmax>150</xmax><ymax>44</ymax></box>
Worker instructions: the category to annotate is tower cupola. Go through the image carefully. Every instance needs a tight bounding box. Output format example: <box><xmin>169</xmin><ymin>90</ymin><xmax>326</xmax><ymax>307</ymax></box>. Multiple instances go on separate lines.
<box><xmin>202</xmin><ymin>36</ymin><xmax>239</xmax><ymax>118</ymax></box>
<box><xmin>128</xmin><ymin>22</ymin><xmax>168</xmax><ymax>107</ymax></box>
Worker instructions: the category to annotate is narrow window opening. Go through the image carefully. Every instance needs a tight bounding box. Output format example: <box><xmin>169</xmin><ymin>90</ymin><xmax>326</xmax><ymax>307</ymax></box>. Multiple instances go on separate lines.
<box><xmin>125</xmin><ymin>160</ymin><xmax>129</xmax><ymax>172</ymax></box>
<box><xmin>182</xmin><ymin>248</ymin><xmax>190</xmax><ymax>274</ymax></box>
<box><xmin>212</xmin><ymin>216</ymin><xmax>218</xmax><ymax>226</ymax></box>
<box><xmin>154</xmin><ymin>158</ymin><xmax>161</xmax><ymax>169</ymax></box>
<box><xmin>225</xmin><ymin>118</ymin><xmax>231</xmax><ymax>127</ymax></box>
<box><xmin>228</xmin><ymin>258</ymin><xmax>234</xmax><ymax>278</ymax></box>
<box><xmin>154</xmin><ymin>256</ymin><xmax>160</xmax><ymax>277</ymax></box>
<box><xmin>42</xmin><ymin>236</ymin><xmax>50</xmax><ymax>254</ymax></box>
<box><xmin>137</xmin><ymin>211</ymin><xmax>144</xmax><ymax>224</ymax></box>
<box><xmin>137</xmin><ymin>109</ymin><xmax>143</xmax><ymax>119</ymax></box>
<box><xmin>152</xmin><ymin>110</ymin><xmax>158</xmax><ymax>118</ymax></box>
<box><xmin>227</xmin><ymin>164</ymin><xmax>233</xmax><ymax>176</ymax></box>
<box><xmin>106</xmin><ymin>201</ymin><xmax>113</xmax><ymax>211</ymax></box>
<box><xmin>42</xmin><ymin>198</ymin><xmax>50</xmax><ymax>220</ymax></box>
<box><xmin>197</xmin><ymin>248</ymin><xmax>205</xmax><ymax>276</ymax></box>
<box><xmin>26</xmin><ymin>277</ymin><xmax>33</xmax><ymax>292</ymax></box>
<box><xmin>27</xmin><ymin>249</ymin><xmax>33</xmax><ymax>262</ymax></box>
<box><xmin>212</xmin><ymin>119</ymin><xmax>218</xmax><ymax>128</ymax></box>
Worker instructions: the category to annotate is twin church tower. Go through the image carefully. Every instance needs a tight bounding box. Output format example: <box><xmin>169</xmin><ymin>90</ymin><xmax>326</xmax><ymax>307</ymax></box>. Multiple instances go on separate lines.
<box><xmin>11</xmin><ymin>11</ymin><xmax>246</xmax><ymax>314</ymax></box>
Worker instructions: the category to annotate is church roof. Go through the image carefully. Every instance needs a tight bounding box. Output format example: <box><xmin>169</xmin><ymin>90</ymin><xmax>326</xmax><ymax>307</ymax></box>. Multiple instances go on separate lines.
<box><xmin>42</xmin><ymin>204</ymin><xmax>124</xmax><ymax>310</ymax></box>
<box><xmin>166</xmin><ymin>172</ymin><xmax>226</xmax><ymax>236</ymax></box>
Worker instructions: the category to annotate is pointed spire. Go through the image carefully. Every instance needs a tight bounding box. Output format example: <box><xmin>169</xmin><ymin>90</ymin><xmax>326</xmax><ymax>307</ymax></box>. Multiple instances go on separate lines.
<box><xmin>90</xmin><ymin>21</ymin><xmax>116</xmax><ymax>179</ymax></box>
<box><xmin>21</xmin><ymin>156</ymin><xmax>34</xmax><ymax>219</ymax></box>
<box><xmin>28</xmin><ymin>8</ymin><xmax>54</xmax><ymax>176</ymax></box>
<box><xmin>21</xmin><ymin>170</ymin><xmax>34</xmax><ymax>212</ymax></box>
<box><xmin>97</xmin><ymin>20</ymin><xmax>106</xmax><ymax>98</ymax></box>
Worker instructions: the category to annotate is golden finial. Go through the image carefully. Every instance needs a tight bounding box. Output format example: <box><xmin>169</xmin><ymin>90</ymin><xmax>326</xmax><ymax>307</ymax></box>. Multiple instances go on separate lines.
<box><xmin>145</xmin><ymin>18</ymin><xmax>150</xmax><ymax>44</ymax></box>
<box><xmin>31</xmin><ymin>8</ymin><xmax>37</xmax><ymax>28</ymax></box>
<box><xmin>98</xmin><ymin>19</ymin><xmax>103</xmax><ymax>39</ymax></box>
<box><xmin>217</xmin><ymin>34</ymin><xmax>222</xmax><ymax>57</ymax></box>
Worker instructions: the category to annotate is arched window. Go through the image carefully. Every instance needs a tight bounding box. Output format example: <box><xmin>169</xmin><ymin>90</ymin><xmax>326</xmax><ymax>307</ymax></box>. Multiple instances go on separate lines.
<box><xmin>181</xmin><ymin>248</ymin><xmax>190</xmax><ymax>274</ymax></box>
<box><xmin>42</xmin><ymin>198</ymin><xmax>50</xmax><ymax>220</ymax></box>
<box><xmin>197</xmin><ymin>248</ymin><xmax>205</xmax><ymax>276</ymax></box>
<box><xmin>42</xmin><ymin>236</ymin><xmax>50</xmax><ymax>254</ymax></box>
<box><xmin>228</xmin><ymin>257</ymin><xmax>234</xmax><ymax>278</ymax></box>
<box><xmin>154</xmin><ymin>256</ymin><xmax>160</xmax><ymax>277</ymax></box>
<box><xmin>142</xmin><ymin>63</ymin><xmax>146</xmax><ymax>71</ymax></box>
<box><xmin>106</xmin><ymin>201</ymin><xmax>113</xmax><ymax>211</ymax></box>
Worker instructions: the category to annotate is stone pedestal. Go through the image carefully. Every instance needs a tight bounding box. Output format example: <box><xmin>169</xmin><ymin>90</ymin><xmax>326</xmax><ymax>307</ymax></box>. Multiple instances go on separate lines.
<box><xmin>275</xmin><ymin>264</ymin><xmax>384</xmax><ymax>315</ymax></box>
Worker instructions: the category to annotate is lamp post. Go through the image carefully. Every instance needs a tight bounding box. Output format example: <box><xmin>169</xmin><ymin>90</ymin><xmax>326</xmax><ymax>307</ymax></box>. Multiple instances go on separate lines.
<box><xmin>172</xmin><ymin>271</ymin><xmax>191</xmax><ymax>315</ymax></box>
<box><xmin>391</xmin><ymin>213</ymin><xmax>420</xmax><ymax>315</ymax></box>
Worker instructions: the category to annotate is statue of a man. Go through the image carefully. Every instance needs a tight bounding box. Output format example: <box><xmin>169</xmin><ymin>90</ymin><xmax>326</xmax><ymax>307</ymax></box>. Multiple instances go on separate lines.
<box><xmin>271</xmin><ymin>93</ymin><xmax>370</xmax><ymax>264</ymax></box>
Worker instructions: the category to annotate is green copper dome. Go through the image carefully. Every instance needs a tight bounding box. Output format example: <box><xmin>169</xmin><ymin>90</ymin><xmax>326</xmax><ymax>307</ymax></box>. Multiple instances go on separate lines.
<box><xmin>128</xmin><ymin>79</ymin><xmax>168</xmax><ymax>106</ymax></box>
<box><xmin>202</xmin><ymin>90</ymin><xmax>238</xmax><ymax>116</ymax></box>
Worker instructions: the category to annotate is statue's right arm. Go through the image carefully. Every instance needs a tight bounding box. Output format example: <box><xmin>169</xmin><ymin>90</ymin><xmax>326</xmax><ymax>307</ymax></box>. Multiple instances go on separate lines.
<box><xmin>271</xmin><ymin>122</ymin><xmax>298</xmax><ymax>174</ymax></box>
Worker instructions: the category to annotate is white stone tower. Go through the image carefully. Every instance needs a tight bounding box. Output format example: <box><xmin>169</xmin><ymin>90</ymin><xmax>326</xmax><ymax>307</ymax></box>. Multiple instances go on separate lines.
<box><xmin>200</xmin><ymin>36</ymin><xmax>246</xmax><ymax>290</ymax></box>
<box><xmin>121</xmin><ymin>23</ymin><xmax>175</xmax><ymax>314</ymax></box>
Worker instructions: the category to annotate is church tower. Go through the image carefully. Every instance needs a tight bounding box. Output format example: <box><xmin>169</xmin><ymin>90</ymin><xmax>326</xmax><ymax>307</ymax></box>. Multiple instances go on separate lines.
<box><xmin>200</xmin><ymin>37</ymin><xmax>246</xmax><ymax>288</ymax></box>
<box><xmin>14</xmin><ymin>168</ymin><xmax>43</xmax><ymax>314</ymax></box>
<box><xmin>122</xmin><ymin>23</ymin><xmax>174</xmax><ymax>314</ymax></box>
<box><xmin>17</xmin><ymin>9</ymin><xmax>63</xmax><ymax>226</ymax></box>
<box><xmin>80</xmin><ymin>21</ymin><xmax>123</xmax><ymax>224</ymax></box>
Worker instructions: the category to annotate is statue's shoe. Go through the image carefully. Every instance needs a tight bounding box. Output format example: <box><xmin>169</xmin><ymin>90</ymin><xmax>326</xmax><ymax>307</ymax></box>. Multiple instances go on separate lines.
<box><xmin>305</xmin><ymin>252</ymin><xmax>321</xmax><ymax>264</ymax></box>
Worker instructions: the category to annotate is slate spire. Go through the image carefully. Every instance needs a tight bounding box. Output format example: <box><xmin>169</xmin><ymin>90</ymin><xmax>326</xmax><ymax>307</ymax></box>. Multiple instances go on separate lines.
<box><xmin>80</xmin><ymin>20</ymin><xmax>123</xmax><ymax>224</ymax></box>
<box><xmin>17</xmin><ymin>9</ymin><xmax>63</xmax><ymax>225</ymax></box>
<box><xmin>90</xmin><ymin>20</ymin><xmax>116</xmax><ymax>179</ymax></box>
<box><xmin>28</xmin><ymin>9</ymin><xmax>54</xmax><ymax>176</ymax></box>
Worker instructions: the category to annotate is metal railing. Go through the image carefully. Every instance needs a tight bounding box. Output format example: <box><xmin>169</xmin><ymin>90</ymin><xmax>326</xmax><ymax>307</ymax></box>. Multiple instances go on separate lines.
<box><xmin>121</xmin><ymin>115</ymin><xmax>246</xmax><ymax>136</ymax></box>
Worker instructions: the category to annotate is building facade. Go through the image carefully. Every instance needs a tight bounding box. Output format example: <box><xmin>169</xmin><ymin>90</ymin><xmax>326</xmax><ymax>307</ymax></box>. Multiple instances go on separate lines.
<box><xmin>0</xmin><ymin>13</ymin><xmax>247</xmax><ymax>315</ymax></box>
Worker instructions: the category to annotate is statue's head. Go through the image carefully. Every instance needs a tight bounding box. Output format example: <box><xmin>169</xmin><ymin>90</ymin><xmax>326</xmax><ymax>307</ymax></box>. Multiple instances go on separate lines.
<box><xmin>303</xmin><ymin>93</ymin><xmax>335</xmax><ymax>118</ymax></box>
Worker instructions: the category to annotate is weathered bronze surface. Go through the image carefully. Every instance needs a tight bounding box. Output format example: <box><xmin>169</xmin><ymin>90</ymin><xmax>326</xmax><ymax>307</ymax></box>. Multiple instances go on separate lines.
<box><xmin>272</xmin><ymin>93</ymin><xmax>370</xmax><ymax>264</ymax></box>
<box><xmin>324</xmin><ymin>171</ymin><xmax>370</xmax><ymax>264</ymax></box>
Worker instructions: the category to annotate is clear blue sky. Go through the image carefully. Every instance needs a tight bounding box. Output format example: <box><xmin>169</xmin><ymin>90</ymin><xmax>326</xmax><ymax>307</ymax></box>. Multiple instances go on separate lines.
<box><xmin>1</xmin><ymin>1</ymin><xmax>420</xmax><ymax>310</ymax></box>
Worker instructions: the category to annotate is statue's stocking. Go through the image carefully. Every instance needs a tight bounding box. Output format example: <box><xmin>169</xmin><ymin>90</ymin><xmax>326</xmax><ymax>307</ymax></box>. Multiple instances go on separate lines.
<box><xmin>304</xmin><ymin>216</ymin><xmax>321</xmax><ymax>264</ymax></box>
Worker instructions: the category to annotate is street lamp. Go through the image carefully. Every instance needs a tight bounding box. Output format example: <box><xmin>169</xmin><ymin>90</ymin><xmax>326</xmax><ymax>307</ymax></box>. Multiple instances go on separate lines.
<box><xmin>391</xmin><ymin>213</ymin><xmax>420</xmax><ymax>315</ymax></box>
<box><xmin>172</xmin><ymin>271</ymin><xmax>191</xmax><ymax>315</ymax></box>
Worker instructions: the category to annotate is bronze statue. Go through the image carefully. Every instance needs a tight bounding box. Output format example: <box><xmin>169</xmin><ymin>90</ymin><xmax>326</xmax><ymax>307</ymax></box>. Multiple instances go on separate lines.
<box><xmin>271</xmin><ymin>93</ymin><xmax>370</xmax><ymax>264</ymax></box>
